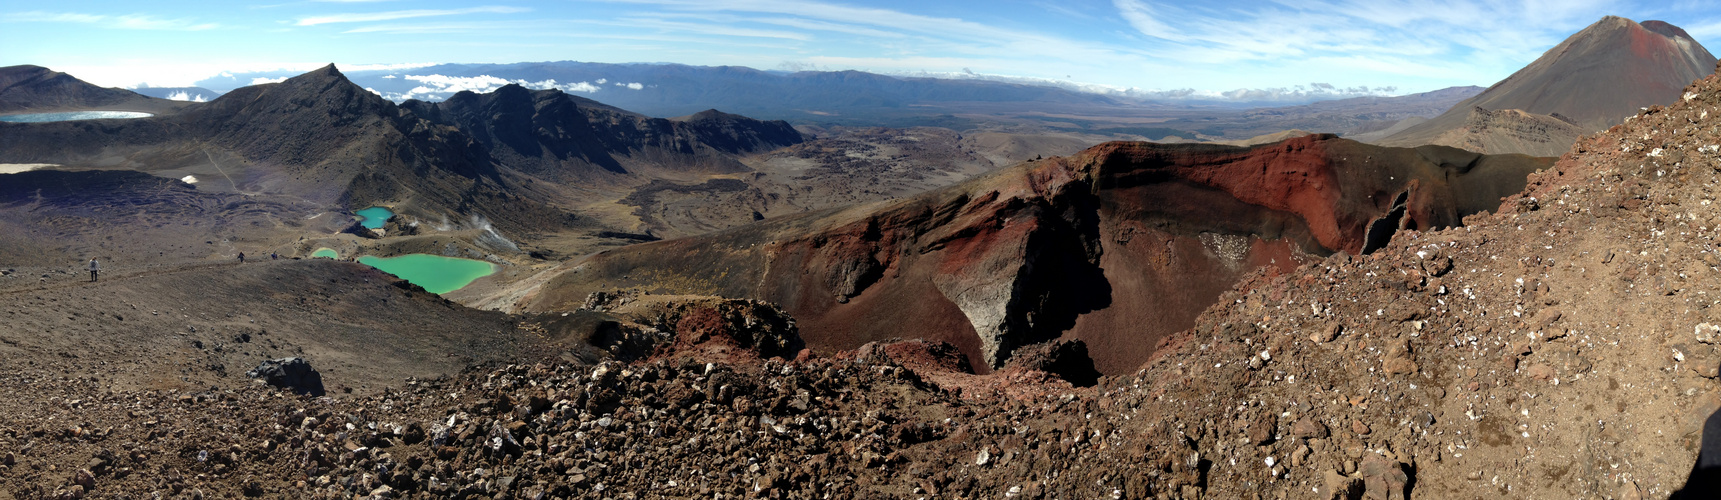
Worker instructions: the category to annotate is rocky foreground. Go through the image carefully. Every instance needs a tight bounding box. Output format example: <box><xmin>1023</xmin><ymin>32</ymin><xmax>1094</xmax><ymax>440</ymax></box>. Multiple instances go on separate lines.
<box><xmin>12</xmin><ymin>66</ymin><xmax>1721</xmax><ymax>500</ymax></box>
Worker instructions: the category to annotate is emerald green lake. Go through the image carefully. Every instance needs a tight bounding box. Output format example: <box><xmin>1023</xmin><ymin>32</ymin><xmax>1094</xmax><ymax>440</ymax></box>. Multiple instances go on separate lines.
<box><xmin>355</xmin><ymin>206</ymin><xmax>394</xmax><ymax>229</ymax></box>
<box><xmin>310</xmin><ymin>248</ymin><xmax>339</xmax><ymax>259</ymax></box>
<box><xmin>0</xmin><ymin>111</ymin><xmax>151</xmax><ymax>122</ymax></box>
<box><xmin>357</xmin><ymin>254</ymin><xmax>495</xmax><ymax>294</ymax></box>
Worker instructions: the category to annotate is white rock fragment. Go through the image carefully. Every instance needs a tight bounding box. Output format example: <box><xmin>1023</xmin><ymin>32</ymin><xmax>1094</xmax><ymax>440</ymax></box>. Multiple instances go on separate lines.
<box><xmin>1687</xmin><ymin>92</ymin><xmax>1700</xmax><ymax>102</ymax></box>
<box><xmin>1697</xmin><ymin>323</ymin><xmax>1721</xmax><ymax>344</ymax></box>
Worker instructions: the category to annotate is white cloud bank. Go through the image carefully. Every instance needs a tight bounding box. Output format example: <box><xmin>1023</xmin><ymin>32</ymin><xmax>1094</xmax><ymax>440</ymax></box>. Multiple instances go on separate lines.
<box><xmin>163</xmin><ymin>91</ymin><xmax>208</xmax><ymax>102</ymax></box>
<box><xmin>375</xmin><ymin>74</ymin><xmax>643</xmax><ymax>102</ymax></box>
<box><xmin>1</xmin><ymin>11</ymin><xmax>219</xmax><ymax>30</ymax></box>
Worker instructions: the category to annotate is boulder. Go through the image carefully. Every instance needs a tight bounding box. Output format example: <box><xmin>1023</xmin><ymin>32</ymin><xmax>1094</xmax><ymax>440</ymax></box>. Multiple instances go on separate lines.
<box><xmin>245</xmin><ymin>357</ymin><xmax>326</xmax><ymax>396</ymax></box>
<box><xmin>1004</xmin><ymin>339</ymin><xmax>1102</xmax><ymax>387</ymax></box>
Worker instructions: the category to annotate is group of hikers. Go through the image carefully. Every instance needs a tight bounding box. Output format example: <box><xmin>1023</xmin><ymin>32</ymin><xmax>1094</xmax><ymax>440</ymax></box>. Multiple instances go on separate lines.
<box><xmin>86</xmin><ymin>251</ymin><xmax>282</xmax><ymax>282</ymax></box>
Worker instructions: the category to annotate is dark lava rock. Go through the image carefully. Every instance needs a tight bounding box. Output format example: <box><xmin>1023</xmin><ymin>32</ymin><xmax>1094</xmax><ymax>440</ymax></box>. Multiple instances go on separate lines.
<box><xmin>245</xmin><ymin>357</ymin><xmax>326</xmax><ymax>396</ymax></box>
<box><xmin>1004</xmin><ymin>339</ymin><xmax>1102</xmax><ymax>387</ymax></box>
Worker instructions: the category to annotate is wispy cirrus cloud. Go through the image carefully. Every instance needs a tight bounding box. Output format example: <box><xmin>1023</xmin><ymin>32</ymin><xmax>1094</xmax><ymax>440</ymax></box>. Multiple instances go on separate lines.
<box><xmin>295</xmin><ymin>6</ymin><xmax>530</xmax><ymax>26</ymax></box>
<box><xmin>1110</xmin><ymin>0</ymin><xmax>1617</xmax><ymax>67</ymax></box>
<box><xmin>607</xmin><ymin>17</ymin><xmax>813</xmax><ymax>41</ymax></box>
<box><xmin>2</xmin><ymin>11</ymin><xmax>220</xmax><ymax>30</ymax></box>
<box><xmin>594</xmin><ymin>0</ymin><xmax>1159</xmax><ymax>75</ymax></box>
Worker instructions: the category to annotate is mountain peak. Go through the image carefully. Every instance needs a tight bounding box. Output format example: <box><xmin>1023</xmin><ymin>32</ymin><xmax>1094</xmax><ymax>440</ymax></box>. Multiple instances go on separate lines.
<box><xmin>280</xmin><ymin>63</ymin><xmax>351</xmax><ymax>87</ymax></box>
<box><xmin>1642</xmin><ymin>20</ymin><xmax>1696</xmax><ymax>41</ymax></box>
<box><xmin>308</xmin><ymin>63</ymin><xmax>343</xmax><ymax>79</ymax></box>
<box><xmin>1381</xmin><ymin>15</ymin><xmax>1716</xmax><ymax>153</ymax></box>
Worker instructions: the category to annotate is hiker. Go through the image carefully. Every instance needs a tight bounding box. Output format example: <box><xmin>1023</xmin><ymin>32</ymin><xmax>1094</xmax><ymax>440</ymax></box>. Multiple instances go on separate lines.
<box><xmin>238</xmin><ymin>252</ymin><xmax>245</xmax><ymax>263</ymax></box>
<box><xmin>270</xmin><ymin>252</ymin><xmax>278</xmax><ymax>260</ymax></box>
<box><xmin>88</xmin><ymin>258</ymin><xmax>100</xmax><ymax>282</ymax></box>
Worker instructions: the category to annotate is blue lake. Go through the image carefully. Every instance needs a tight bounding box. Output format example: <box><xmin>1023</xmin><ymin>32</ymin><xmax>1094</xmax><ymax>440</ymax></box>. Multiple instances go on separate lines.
<box><xmin>0</xmin><ymin>111</ymin><xmax>152</xmax><ymax>123</ymax></box>
<box><xmin>356</xmin><ymin>206</ymin><xmax>394</xmax><ymax>229</ymax></box>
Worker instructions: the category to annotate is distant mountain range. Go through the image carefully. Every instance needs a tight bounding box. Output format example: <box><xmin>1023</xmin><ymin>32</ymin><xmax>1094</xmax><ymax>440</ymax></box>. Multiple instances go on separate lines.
<box><xmin>203</xmin><ymin>62</ymin><xmax>1132</xmax><ymax>127</ymax></box>
<box><xmin>191</xmin><ymin>62</ymin><xmax>1480</xmax><ymax>137</ymax></box>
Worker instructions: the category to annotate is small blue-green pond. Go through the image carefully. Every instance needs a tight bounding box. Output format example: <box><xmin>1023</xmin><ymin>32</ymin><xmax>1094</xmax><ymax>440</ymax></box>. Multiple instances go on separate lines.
<box><xmin>355</xmin><ymin>206</ymin><xmax>394</xmax><ymax>229</ymax></box>
<box><xmin>310</xmin><ymin>248</ymin><xmax>339</xmax><ymax>259</ymax></box>
<box><xmin>358</xmin><ymin>254</ymin><xmax>495</xmax><ymax>294</ymax></box>
<box><xmin>0</xmin><ymin>111</ymin><xmax>152</xmax><ymax>123</ymax></box>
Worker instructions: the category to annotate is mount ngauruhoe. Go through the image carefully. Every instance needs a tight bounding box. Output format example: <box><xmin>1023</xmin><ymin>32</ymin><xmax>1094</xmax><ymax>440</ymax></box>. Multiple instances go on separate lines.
<box><xmin>1379</xmin><ymin>16</ymin><xmax>1716</xmax><ymax>156</ymax></box>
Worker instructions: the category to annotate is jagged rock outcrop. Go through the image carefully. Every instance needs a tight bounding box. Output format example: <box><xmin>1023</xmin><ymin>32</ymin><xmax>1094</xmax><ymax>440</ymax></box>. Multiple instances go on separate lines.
<box><xmin>527</xmin><ymin>134</ymin><xmax>1552</xmax><ymax>372</ymax></box>
<box><xmin>1001</xmin><ymin>339</ymin><xmax>1102</xmax><ymax>387</ymax></box>
<box><xmin>1382</xmin><ymin>16</ymin><xmax>1716</xmax><ymax>155</ymax></box>
<box><xmin>399</xmin><ymin>85</ymin><xmax>801</xmax><ymax>181</ymax></box>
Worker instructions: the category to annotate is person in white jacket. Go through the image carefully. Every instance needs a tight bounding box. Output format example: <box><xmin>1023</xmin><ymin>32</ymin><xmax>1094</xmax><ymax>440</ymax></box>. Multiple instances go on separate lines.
<box><xmin>88</xmin><ymin>258</ymin><xmax>100</xmax><ymax>282</ymax></box>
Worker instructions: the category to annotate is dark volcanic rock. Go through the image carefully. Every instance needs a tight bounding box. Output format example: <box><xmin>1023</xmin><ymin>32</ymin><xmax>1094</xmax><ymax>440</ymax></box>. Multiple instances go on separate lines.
<box><xmin>401</xmin><ymin>84</ymin><xmax>802</xmax><ymax>181</ymax></box>
<box><xmin>1003</xmin><ymin>339</ymin><xmax>1101</xmax><ymax>387</ymax></box>
<box><xmin>246</xmin><ymin>357</ymin><xmax>325</xmax><ymax>396</ymax></box>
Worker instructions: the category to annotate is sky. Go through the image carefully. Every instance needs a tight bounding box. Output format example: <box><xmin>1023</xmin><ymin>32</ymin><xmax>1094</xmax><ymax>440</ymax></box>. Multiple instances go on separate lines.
<box><xmin>3</xmin><ymin>0</ymin><xmax>1720</xmax><ymax>98</ymax></box>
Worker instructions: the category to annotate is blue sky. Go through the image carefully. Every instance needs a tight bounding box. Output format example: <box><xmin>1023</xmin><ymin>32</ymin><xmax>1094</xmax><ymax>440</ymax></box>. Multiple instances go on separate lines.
<box><xmin>3</xmin><ymin>0</ymin><xmax>1719</xmax><ymax>97</ymax></box>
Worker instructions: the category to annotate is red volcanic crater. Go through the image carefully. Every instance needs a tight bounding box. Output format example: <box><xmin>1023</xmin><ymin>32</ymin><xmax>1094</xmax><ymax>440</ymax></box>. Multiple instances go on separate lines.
<box><xmin>527</xmin><ymin>135</ymin><xmax>1551</xmax><ymax>374</ymax></box>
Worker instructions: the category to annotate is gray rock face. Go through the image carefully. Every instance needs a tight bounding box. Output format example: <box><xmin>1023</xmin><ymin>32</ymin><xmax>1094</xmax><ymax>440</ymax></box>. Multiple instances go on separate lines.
<box><xmin>246</xmin><ymin>357</ymin><xmax>325</xmax><ymax>396</ymax></box>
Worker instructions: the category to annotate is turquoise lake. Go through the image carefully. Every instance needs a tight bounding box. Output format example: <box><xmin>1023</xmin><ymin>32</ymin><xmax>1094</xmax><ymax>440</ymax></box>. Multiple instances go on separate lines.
<box><xmin>357</xmin><ymin>254</ymin><xmax>495</xmax><ymax>294</ymax></box>
<box><xmin>0</xmin><ymin>111</ymin><xmax>152</xmax><ymax>123</ymax></box>
<box><xmin>355</xmin><ymin>206</ymin><xmax>394</xmax><ymax>229</ymax></box>
<box><xmin>310</xmin><ymin>248</ymin><xmax>339</xmax><ymax>259</ymax></box>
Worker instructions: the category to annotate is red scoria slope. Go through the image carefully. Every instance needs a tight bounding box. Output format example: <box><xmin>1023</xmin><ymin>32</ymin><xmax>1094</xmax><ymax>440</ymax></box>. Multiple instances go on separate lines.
<box><xmin>524</xmin><ymin>135</ymin><xmax>1551</xmax><ymax>373</ymax></box>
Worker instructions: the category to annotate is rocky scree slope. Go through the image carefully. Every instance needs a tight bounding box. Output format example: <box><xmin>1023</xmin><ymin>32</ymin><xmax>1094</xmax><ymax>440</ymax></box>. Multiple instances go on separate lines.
<box><xmin>1116</xmin><ymin>62</ymin><xmax>1721</xmax><ymax>499</ymax></box>
<box><xmin>528</xmin><ymin>135</ymin><xmax>1551</xmax><ymax>374</ymax></box>
<box><xmin>0</xmin><ymin>170</ymin><xmax>330</xmax><ymax>268</ymax></box>
<box><xmin>1427</xmin><ymin>106</ymin><xmax>1589</xmax><ymax>158</ymax></box>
